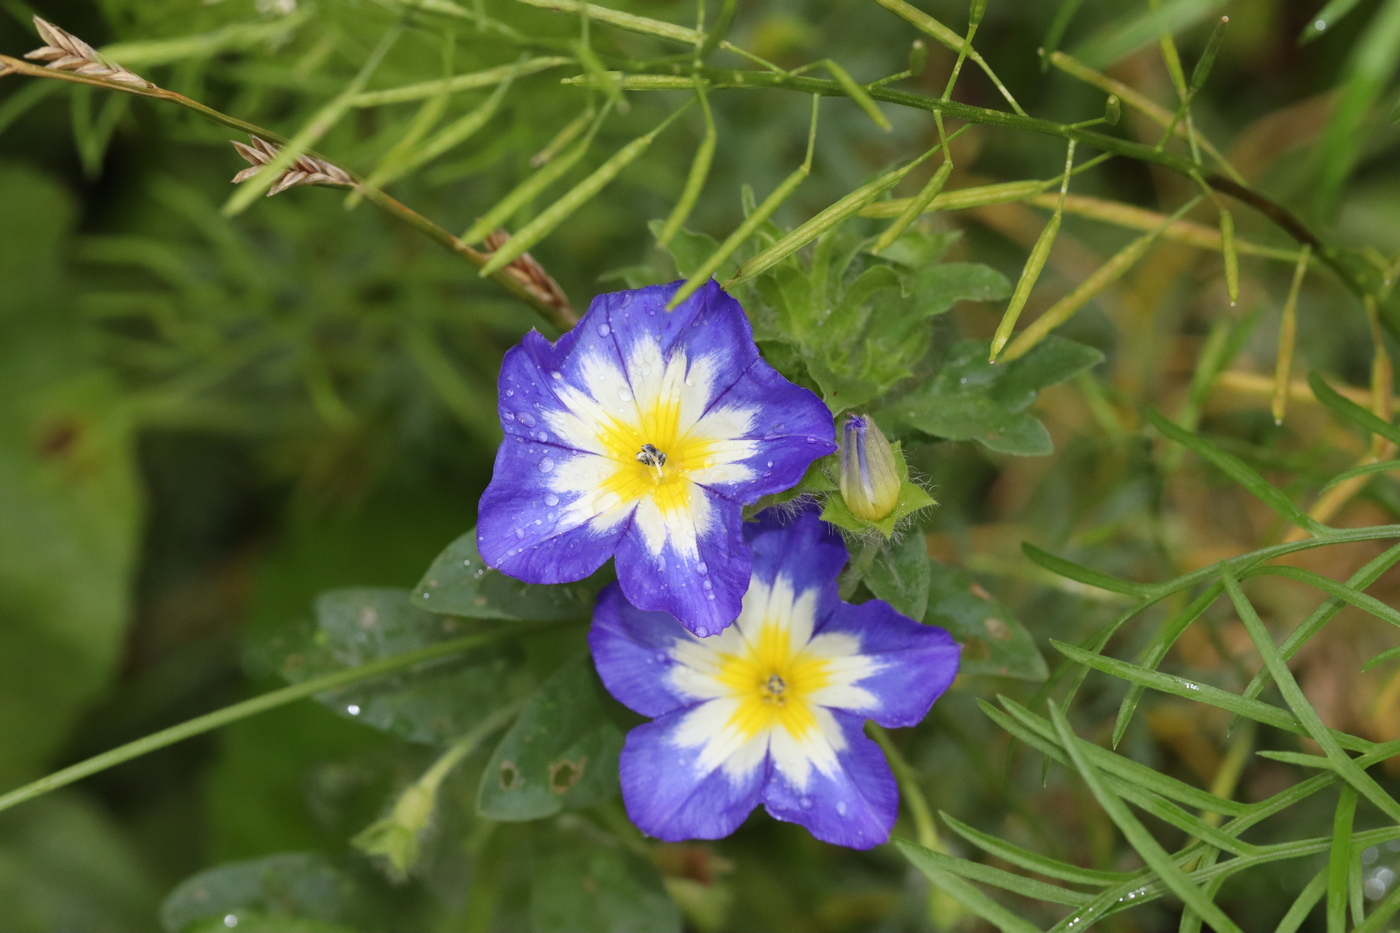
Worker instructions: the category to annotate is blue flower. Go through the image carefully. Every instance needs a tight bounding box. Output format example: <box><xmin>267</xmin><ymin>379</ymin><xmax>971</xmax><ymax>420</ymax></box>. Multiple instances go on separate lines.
<box><xmin>478</xmin><ymin>281</ymin><xmax>837</xmax><ymax>637</ymax></box>
<box><xmin>588</xmin><ymin>506</ymin><xmax>960</xmax><ymax>849</ymax></box>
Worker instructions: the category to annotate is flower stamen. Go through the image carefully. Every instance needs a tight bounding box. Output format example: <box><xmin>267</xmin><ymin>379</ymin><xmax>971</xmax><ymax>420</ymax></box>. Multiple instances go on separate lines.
<box><xmin>761</xmin><ymin>672</ymin><xmax>787</xmax><ymax>706</ymax></box>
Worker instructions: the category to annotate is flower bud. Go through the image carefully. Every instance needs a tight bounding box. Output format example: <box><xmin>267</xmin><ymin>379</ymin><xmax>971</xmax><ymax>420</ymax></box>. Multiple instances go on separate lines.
<box><xmin>839</xmin><ymin>414</ymin><xmax>901</xmax><ymax>523</ymax></box>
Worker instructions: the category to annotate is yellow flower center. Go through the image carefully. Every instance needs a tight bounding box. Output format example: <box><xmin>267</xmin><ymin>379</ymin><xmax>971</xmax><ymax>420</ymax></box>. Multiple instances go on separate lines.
<box><xmin>713</xmin><ymin>620</ymin><xmax>834</xmax><ymax>741</ymax></box>
<box><xmin>592</xmin><ymin>397</ymin><xmax>726</xmax><ymax>516</ymax></box>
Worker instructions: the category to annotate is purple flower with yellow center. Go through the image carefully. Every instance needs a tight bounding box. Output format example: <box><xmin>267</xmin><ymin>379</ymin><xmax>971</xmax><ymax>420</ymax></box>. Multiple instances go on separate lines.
<box><xmin>477</xmin><ymin>281</ymin><xmax>836</xmax><ymax>637</ymax></box>
<box><xmin>589</xmin><ymin>506</ymin><xmax>960</xmax><ymax>849</ymax></box>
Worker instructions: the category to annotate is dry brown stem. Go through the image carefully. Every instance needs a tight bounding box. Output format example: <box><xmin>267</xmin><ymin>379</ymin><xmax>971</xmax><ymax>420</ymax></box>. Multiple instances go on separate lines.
<box><xmin>482</xmin><ymin>228</ymin><xmax>574</xmax><ymax>322</ymax></box>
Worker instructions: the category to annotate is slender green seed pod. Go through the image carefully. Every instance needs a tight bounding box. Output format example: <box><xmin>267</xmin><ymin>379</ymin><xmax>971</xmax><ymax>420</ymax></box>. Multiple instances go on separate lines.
<box><xmin>840</xmin><ymin>414</ymin><xmax>901</xmax><ymax>523</ymax></box>
<box><xmin>1104</xmin><ymin>94</ymin><xmax>1121</xmax><ymax>126</ymax></box>
<box><xmin>908</xmin><ymin>39</ymin><xmax>927</xmax><ymax>76</ymax></box>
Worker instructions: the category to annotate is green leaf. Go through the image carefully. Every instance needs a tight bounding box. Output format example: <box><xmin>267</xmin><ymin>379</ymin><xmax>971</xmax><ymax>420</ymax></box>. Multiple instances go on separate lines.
<box><xmin>884</xmin><ymin>337</ymin><xmax>1101</xmax><ymax>456</ymax></box>
<box><xmin>924</xmin><ymin>563</ymin><xmax>1047</xmax><ymax>680</ymax></box>
<box><xmin>528</xmin><ymin>838</ymin><xmax>681</xmax><ymax>933</ymax></box>
<box><xmin>161</xmin><ymin>853</ymin><xmax>376</xmax><ymax>933</ymax></box>
<box><xmin>285</xmin><ymin>588</ymin><xmax>525</xmax><ymax>743</ymax></box>
<box><xmin>863</xmin><ymin>531</ymin><xmax>932</xmax><ymax>620</ymax></box>
<box><xmin>413</xmin><ymin>528</ymin><xmax>605</xmax><ymax>620</ymax></box>
<box><xmin>477</xmin><ymin>656</ymin><xmax>623</xmax><ymax>820</ymax></box>
<box><xmin>939</xmin><ymin>811</ymin><xmax>1128</xmax><ymax>887</ymax></box>
<box><xmin>648</xmin><ymin>221</ymin><xmax>732</xmax><ymax>281</ymax></box>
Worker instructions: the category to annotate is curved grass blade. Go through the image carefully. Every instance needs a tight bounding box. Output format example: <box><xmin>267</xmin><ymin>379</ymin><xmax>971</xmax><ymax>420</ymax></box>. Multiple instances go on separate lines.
<box><xmin>991</xmin><ymin>697</ymin><xmax>1253</xmax><ymax>817</ymax></box>
<box><xmin>1046</xmin><ymin>701</ymin><xmax>1245</xmax><ymax>933</ymax></box>
<box><xmin>656</xmin><ymin>84</ymin><xmax>715</xmax><ymax>248</ymax></box>
<box><xmin>1236</xmin><ymin>540</ymin><xmax>1400</xmax><ymax>717</ymax></box>
<box><xmin>1272</xmin><ymin>246</ymin><xmax>1310</xmax><ymax>423</ymax></box>
<box><xmin>894</xmin><ymin>840</ymin><xmax>1041</xmax><ymax>933</ymax></box>
<box><xmin>224</xmin><ymin>26</ymin><xmax>402</xmax><ymax>214</ymax></box>
<box><xmin>667</xmin><ymin>95</ymin><xmax>818</xmax><ymax>310</ymax></box>
<box><xmin>939</xmin><ymin>812</ymin><xmax>1128</xmax><ymax>887</ymax></box>
<box><xmin>728</xmin><ymin>145</ymin><xmax>938</xmax><ymax>285</ymax></box>
<box><xmin>349</xmin><ymin>57</ymin><xmax>571</xmax><ymax>107</ymax></box>
<box><xmin>1328</xmin><ymin>785</ymin><xmax>1357</xmax><ymax>933</ymax></box>
<box><xmin>509</xmin><ymin>0</ymin><xmax>700</xmax><ymax>44</ymax></box>
<box><xmin>1222</xmin><ymin>564</ymin><xmax>1400</xmax><ymax>822</ymax></box>
<box><xmin>463</xmin><ymin>103</ymin><xmax>611</xmax><ymax>244</ymax></box>
<box><xmin>1218</xmin><ymin>205</ymin><xmax>1239</xmax><ymax>305</ymax></box>
<box><xmin>1246</xmin><ymin>564</ymin><xmax>1400</xmax><ymax>629</ymax></box>
<box><xmin>1021</xmin><ymin>543</ymin><xmax>1157</xmax><ymax>597</ymax></box>
<box><xmin>1365</xmin><ymin>645</ymin><xmax>1400</xmax><ymax>671</ymax></box>
<box><xmin>1050</xmin><ymin>640</ymin><xmax>1373</xmax><ymax>752</ymax></box>
<box><xmin>480</xmin><ymin>103</ymin><xmax>691</xmax><ymax>277</ymax></box>
<box><xmin>1310</xmin><ymin>370</ymin><xmax>1400</xmax><ymax>446</ymax></box>
<box><xmin>893</xmin><ymin>840</ymin><xmax>1091</xmax><ymax>907</ymax></box>
<box><xmin>825</xmin><ymin>59</ymin><xmax>891</xmax><ymax>131</ymax></box>
<box><xmin>1000</xmin><ymin>197</ymin><xmax>1198</xmax><ymax>361</ymax></box>
<box><xmin>1113</xmin><ymin>582</ymin><xmax>1223</xmax><ymax>747</ymax></box>
<box><xmin>1302</xmin><ymin>0</ymin><xmax>1366</xmax><ymax>43</ymax></box>
<box><xmin>1323</xmin><ymin>458</ymin><xmax>1400</xmax><ymax>489</ymax></box>
<box><xmin>1070</xmin><ymin>0</ymin><xmax>1227</xmax><ymax>70</ymax></box>
<box><xmin>1277</xmin><ymin>868</ymin><xmax>1327</xmax><ymax>933</ymax></box>
<box><xmin>1148</xmin><ymin>408</ymin><xmax>1331</xmax><ymax>537</ymax></box>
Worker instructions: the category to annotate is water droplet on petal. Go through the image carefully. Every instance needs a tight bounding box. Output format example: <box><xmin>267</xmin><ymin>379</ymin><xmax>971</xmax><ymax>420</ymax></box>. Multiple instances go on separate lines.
<box><xmin>505</xmin><ymin>389</ymin><xmax>515</xmax><ymax>397</ymax></box>
<box><xmin>766</xmin><ymin>460</ymin><xmax>774</xmax><ymax>468</ymax></box>
<box><xmin>597</xmin><ymin>323</ymin><xmax>611</xmax><ymax>336</ymax></box>
<box><xmin>514</xmin><ymin>527</ymin><xmax>525</xmax><ymax>539</ymax></box>
<box><xmin>806</xmin><ymin>436</ymin><xmax>817</xmax><ymax>443</ymax></box>
<box><xmin>518</xmin><ymin>412</ymin><xmax>536</xmax><ymax>427</ymax></box>
<box><xmin>502</xmin><ymin>411</ymin><xmax>515</xmax><ymax>423</ymax></box>
<box><xmin>654</xmin><ymin>652</ymin><xmax>668</xmax><ymax>663</ymax></box>
<box><xmin>836</xmin><ymin>801</ymin><xmax>848</xmax><ymax>816</ymax></box>
<box><xmin>545</xmin><ymin>494</ymin><xmax>560</xmax><ymax>506</ymax></box>
<box><xmin>617</xmin><ymin>387</ymin><xmax>633</xmax><ymax>402</ymax></box>
<box><xmin>551</xmin><ymin>371</ymin><xmax>564</xmax><ymax>381</ymax></box>
<box><xmin>800</xmin><ymin>796</ymin><xmax>813</xmax><ymax>810</ymax></box>
<box><xmin>537</xmin><ymin>431</ymin><xmax>548</xmax><ymax>441</ymax></box>
<box><xmin>538</xmin><ymin>458</ymin><xmax>555</xmax><ymax>473</ymax></box>
<box><xmin>696</xmin><ymin>561</ymin><xmax>708</xmax><ymax>575</ymax></box>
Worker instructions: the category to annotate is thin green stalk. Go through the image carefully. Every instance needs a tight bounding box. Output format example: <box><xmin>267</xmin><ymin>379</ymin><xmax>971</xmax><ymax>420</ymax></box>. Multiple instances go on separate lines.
<box><xmin>869</xmin><ymin>723</ymin><xmax>938</xmax><ymax>850</ymax></box>
<box><xmin>0</xmin><ymin>623</ymin><xmax>563</xmax><ymax>817</ymax></box>
<box><xmin>656</xmin><ymin>82</ymin><xmax>715</xmax><ymax>248</ymax></box>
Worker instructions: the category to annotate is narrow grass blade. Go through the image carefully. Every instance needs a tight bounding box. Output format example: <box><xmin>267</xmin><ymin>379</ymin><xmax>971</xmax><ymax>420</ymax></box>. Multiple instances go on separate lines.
<box><xmin>1275</xmin><ymin>868</ymin><xmax>1326</xmax><ymax>933</ymax></box>
<box><xmin>351</xmin><ymin>83</ymin><xmax>453</xmax><ymax>207</ymax></box>
<box><xmin>1218</xmin><ymin>205</ymin><xmax>1238</xmax><ymax>305</ymax></box>
<box><xmin>509</xmin><ymin>0</ymin><xmax>700</xmax><ymax>44</ymax></box>
<box><xmin>1043</xmin><ymin>0</ymin><xmax>1089</xmax><ymax>60</ymax></box>
<box><xmin>1328</xmin><ymin>785</ymin><xmax>1357</xmax><ymax>933</ymax></box>
<box><xmin>1148</xmin><ymin>409</ymin><xmax>1331</xmax><ymax>536</ymax></box>
<box><xmin>1222</xmin><ymin>565</ymin><xmax>1400</xmax><ymax>821</ymax></box>
<box><xmin>1237</xmin><ymin>541</ymin><xmax>1400</xmax><ymax>713</ymax></box>
<box><xmin>379</xmin><ymin>70</ymin><xmax>516</xmax><ymax>188</ymax></box>
<box><xmin>463</xmin><ymin>103</ymin><xmax>611</xmax><ymax>244</ymax></box>
<box><xmin>894</xmin><ymin>840</ymin><xmax>1041</xmax><ymax>933</ymax></box>
<box><xmin>100</xmin><ymin>11</ymin><xmax>313</xmax><ymax>66</ymax></box>
<box><xmin>1302</xmin><ymin>0</ymin><xmax>1367</xmax><ymax>43</ymax></box>
<box><xmin>1000</xmin><ymin>198</ymin><xmax>1197</xmax><ymax>362</ymax></box>
<box><xmin>698</xmin><ymin>0</ymin><xmax>738</xmax><ymax>59</ymax></box>
<box><xmin>1365</xmin><ymin>645</ymin><xmax>1400</xmax><ymax>671</ymax></box>
<box><xmin>825</xmin><ymin>59</ymin><xmax>891</xmax><ymax>131</ymax></box>
<box><xmin>224</xmin><ymin>26</ymin><xmax>401</xmax><ymax>214</ymax></box>
<box><xmin>1189</xmin><ymin>15</ymin><xmax>1229</xmax><ymax>93</ymax></box>
<box><xmin>531</xmin><ymin>108</ymin><xmax>594</xmax><ymax>167</ymax></box>
<box><xmin>1113</xmin><ymin>582</ymin><xmax>1224</xmax><ymax>747</ymax></box>
<box><xmin>993</xmin><ymin>697</ymin><xmax>1254</xmax><ymax>816</ymax></box>
<box><xmin>667</xmin><ymin>95</ymin><xmax>818</xmax><ymax>309</ymax></box>
<box><xmin>939</xmin><ymin>812</ymin><xmax>1128</xmax><ymax>887</ymax></box>
<box><xmin>871</xmin><ymin>159</ymin><xmax>952</xmax><ymax>253</ymax></box>
<box><xmin>350</xmin><ymin>57</ymin><xmax>570</xmax><ymax>107</ymax></box>
<box><xmin>1323</xmin><ymin>459</ymin><xmax>1400</xmax><ymax>489</ymax></box>
<box><xmin>1316</xmin><ymin>0</ymin><xmax>1400</xmax><ymax>214</ymax></box>
<box><xmin>1310</xmin><ymin>371</ymin><xmax>1400</xmax><ymax>446</ymax></box>
<box><xmin>1246</xmin><ymin>564</ymin><xmax>1400</xmax><ymax>630</ymax></box>
<box><xmin>861</xmin><ymin>179</ymin><xmax>1055</xmax><ymax>218</ymax></box>
<box><xmin>1046</xmin><ymin>701</ymin><xmax>1245</xmax><ymax>933</ymax></box>
<box><xmin>990</xmin><ymin>214</ymin><xmax>1060</xmax><ymax>361</ymax></box>
<box><xmin>656</xmin><ymin>85</ymin><xmax>715</xmax><ymax>247</ymax></box>
<box><xmin>480</xmin><ymin>104</ymin><xmax>689</xmax><ymax>277</ymax></box>
<box><xmin>729</xmin><ymin>146</ymin><xmax>937</xmax><ymax>284</ymax></box>
<box><xmin>1051</xmin><ymin>640</ymin><xmax>1374</xmax><ymax>751</ymax></box>
<box><xmin>1272</xmin><ymin>246</ymin><xmax>1309</xmax><ymax>423</ymax></box>
<box><xmin>1071</xmin><ymin>0</ymin><xmax>1226</xmax><ymax>70</ymax></box>
<box><xmin>894</xmin><ymin>840</ymin><xmax>1091</xmax><ymax>906</ymax></box>
<box><xmin>1021</xmin><ymin>543</ymin><xmax>1158</xmax><ymax>597</ymax></box>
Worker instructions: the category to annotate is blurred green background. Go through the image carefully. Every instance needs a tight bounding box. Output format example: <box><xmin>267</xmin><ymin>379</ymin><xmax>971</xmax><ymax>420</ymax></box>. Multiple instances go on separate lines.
<box><xmin>3</xmin><ymin>0</ymin><xmax>1400</xmax><ymax>929</ymax></box>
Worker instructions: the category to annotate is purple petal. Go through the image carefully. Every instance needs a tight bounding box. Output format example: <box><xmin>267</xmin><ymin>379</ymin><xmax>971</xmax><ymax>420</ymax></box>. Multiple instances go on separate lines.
<box><xmin>619</xmin><ymin>707</ymin><xmax>765</xmax><ymax>842</ymax></box>
<box><xmin>613</xmin><ymin>492</ymin><xmax>751</xmax><ymax>637</ymax></box>
<box><xmin>745</xmin><ymin>505</ymin><xmax>850</xmax><ymax>598</ymax></box>
<box><xmin>814</xmin><ymin>599</ymin><xmax>960</xmax><ymax>728</ymax></box>
<box><xmin>588</xmin><ymin>582</ymin><xmax>693</xmax><ymax>718</ymax></box>
<box><xmin>761</xmin><ymin>710</ymin><xmax>897</xmax><ymax>850</ymax></box>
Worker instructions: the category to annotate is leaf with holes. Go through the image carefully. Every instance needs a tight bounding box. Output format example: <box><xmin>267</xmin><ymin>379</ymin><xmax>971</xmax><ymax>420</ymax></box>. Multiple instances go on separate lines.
<box><xmin>924</xmin><ymin>563</ymin><xmax>1046</xmax><ymax>680</ymax></box>
<box><xmin>412</xmin><ymin>529</ymin><xmax>605</xmax><ymax>620</ymax></box>
<box><xmin>280</xmin><ymin>588</ymin><xmax>526</xmax><ymax>744</ymax></box>
<box><xmin>478</xmin><ymin>655</ymin><xmax>623</xmax><ymax>820</ymax></box>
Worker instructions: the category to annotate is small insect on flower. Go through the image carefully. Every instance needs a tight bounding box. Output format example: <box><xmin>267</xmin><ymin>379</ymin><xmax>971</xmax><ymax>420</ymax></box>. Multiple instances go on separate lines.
<box><xmin>589</xmin><ymin>506</ymin><xmax>960</xmax><ymax>849</ymax></box>
<box><xmin>477</xmin><ymin>281</ymin><xmax>836</xmax><ymax>637</ymax></box>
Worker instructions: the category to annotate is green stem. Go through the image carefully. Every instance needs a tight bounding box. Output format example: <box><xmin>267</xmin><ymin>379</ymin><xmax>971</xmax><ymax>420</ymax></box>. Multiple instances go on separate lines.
<box><xmin>868</xmin><ymin>722</ymin><xmax>939</xmax><ymax>850</ymax></box>
<box><xmin>0</xmin><ymin>622</ymin><xmax>563</xmax><ymax>816</ymax></box>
